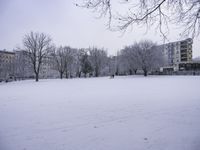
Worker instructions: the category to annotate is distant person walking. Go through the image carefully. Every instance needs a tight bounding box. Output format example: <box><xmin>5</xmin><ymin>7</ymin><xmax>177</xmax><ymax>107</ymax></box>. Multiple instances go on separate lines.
<box><xmin>110</xmin><ymin>74</ymin><xmax>115</xmax><ymax>79</ymax></box>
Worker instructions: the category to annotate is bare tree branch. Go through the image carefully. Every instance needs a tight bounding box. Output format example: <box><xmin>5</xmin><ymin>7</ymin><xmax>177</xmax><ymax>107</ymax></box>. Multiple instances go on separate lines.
<box><xmin>77</xmin><ymin>0</ymin><xmax>200</xmax><ymax>38</ymax></box>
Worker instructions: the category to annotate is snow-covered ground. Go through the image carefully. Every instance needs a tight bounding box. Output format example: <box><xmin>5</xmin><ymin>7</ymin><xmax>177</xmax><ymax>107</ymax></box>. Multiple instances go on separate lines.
<box><xmin>0</xmin><ymin>76</ymin><xmax>200</xmax><ymax>150</ymax></box>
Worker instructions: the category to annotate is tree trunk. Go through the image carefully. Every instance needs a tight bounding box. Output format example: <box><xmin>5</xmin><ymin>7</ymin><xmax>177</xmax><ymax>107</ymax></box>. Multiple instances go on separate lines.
<box><xmin>134</xmin><ymin>69</ymin><xmax>137</xmax><ymax>74</ymax></box>
<box><xmin>79</xmin><ymin>72</ymin><xmax>81</xmax><ymax>78</ymax></box>
<box><xmin>65</xmin><ymin>72</ymin><xmax>68</xmax><ymax>78</ymax></box>
<box><xmin>77</xmin><ymin>71</ymin><xmax>81</xmax><ymax>78</ymax></box>
<box><xmin>60</xmin><ymin>72</ymin><xmax>63</xmax><ymax>79</ymax></box>
<box><xmin>143</xmin><ymin>69</ymin><xmax>148</xmax><ymax>77</ymax></box>
<box><xmin>129</xmin><ymin>69</ymin><xmax>133</xmax><ymax>75</ymax></box>
<box><xmin>95</xmin><ymin>72</ymin><xmax>99</xmax><ymax>77</ymax></box>
<box><xmin>35</xmin><ymin>73</ymin><xmax>39</xmax><ymax>82</ymax></box>
<box><xmin>69</xmin><ymin>72</ymin><xmax>72</xmax><ymax>78</ymax></box>
<box><xmin>115</xmin><ymin>67</ymin><xmax>119</xmax><ymax>76</ymax></box>
<box><xmin>95</xmin><ymin>67</ymin><xmax>99</xmax><ymax>77</ymax></box>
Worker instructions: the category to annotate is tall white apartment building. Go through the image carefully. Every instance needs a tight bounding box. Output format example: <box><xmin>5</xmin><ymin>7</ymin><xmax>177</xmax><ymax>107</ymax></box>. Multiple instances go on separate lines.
<box><xmin>160</xmin><ymin>38</ymin><xmax>193</xmax><ymax>71</ymax></box>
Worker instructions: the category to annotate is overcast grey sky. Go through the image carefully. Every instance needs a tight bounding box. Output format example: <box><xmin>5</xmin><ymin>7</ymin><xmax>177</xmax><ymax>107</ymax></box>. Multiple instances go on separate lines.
<box><xmin>0</xmin><ymin>0</ymin><xmax>199</xmax><ymax>57</ymax></box>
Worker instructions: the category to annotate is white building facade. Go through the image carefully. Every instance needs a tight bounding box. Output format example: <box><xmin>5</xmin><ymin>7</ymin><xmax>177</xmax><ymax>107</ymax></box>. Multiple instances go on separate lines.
<box><xmin>160</xmin><ymin>38</ymin><xmax>193</xmax><ymax>71</ymax></box>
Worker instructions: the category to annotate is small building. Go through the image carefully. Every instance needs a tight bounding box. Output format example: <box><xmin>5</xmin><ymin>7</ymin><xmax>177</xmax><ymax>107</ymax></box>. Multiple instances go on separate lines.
<box><xmin>14</xmin><ymin>50</ymin><xmax>35</xmax><ymax>79</ymax></box>
<box><xmin>0</xmin><ymin>50</ymin><xmax>15</xmax><ymax>81</ymax></box>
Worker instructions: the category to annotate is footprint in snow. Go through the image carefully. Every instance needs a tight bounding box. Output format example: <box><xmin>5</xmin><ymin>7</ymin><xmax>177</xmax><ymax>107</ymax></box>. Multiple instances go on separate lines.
<box><xmin>144</xmin><ymin>137</ymin><xmax>148</xmax><ymax>141</ymax></box>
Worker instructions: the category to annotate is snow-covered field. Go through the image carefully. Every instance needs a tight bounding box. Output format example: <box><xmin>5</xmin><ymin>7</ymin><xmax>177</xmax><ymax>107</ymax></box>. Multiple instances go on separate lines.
<box><xmin>0</xmin><ymin>76</ymin><xmax>200</xmax><ymax>150</ymax></box>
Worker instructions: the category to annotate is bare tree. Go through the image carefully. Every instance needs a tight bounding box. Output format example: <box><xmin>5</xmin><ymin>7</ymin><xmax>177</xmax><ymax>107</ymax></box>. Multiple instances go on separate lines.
<box><xmin>23</xmin><ymin>32</ymin><xmax>53</xmax><ymax>82</ymax></box>
<box><xmin>52</xmin><ymin>46</ymin><xmax>66</xmax><ymax>79</ymax></box>
<box><xmin>78</xmin><ymin>0</ymin><xmax>200</xmax><ymax>38</ymax></box>
<box><xmin>89</xmin><ymin>47</ymin><xmax>108</xmax><ymax>77</ymax></box>
<box><xmin>108</xmin><ymin>56</ymin><xmax>117</xmax><ymax>76</ymax></box>
<box><xmin>63</xmin><ymin>46</ymin><xmax>76</xmax><ymax>78</ymax></box>
<box><xmin>81</xmin><ymin>50</ymin><xmax>93</xmax><ymax>77</ymax></box>
<box><xmin>136</xmin><ymin>40</ymin><xmax>164</xmax><ymax>76</ymax></box>
<box><xmin>120</xmin><ymin>45</ymin><xmax>140</xmax><ymax>75</ymax></box>
<box><xmin>75</xmin><ymin>49</ymin><xmax>85</xmax><ymax>78</ymax></box>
